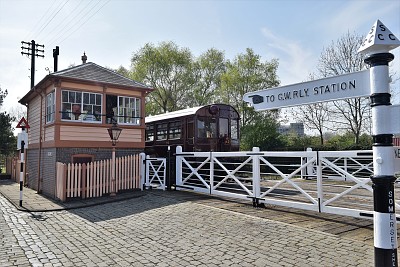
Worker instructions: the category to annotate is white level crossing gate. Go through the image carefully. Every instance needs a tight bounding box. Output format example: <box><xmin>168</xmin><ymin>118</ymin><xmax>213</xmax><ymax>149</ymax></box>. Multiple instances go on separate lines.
<box><xmin>144</xmin><ymin>156</ymin><xmax>166</xmax><ymax>190</ymax></box>
<box><xmin>174</xmin><ymin>146</ymin><xmax>400</xmax><ymax>220</ymax></box>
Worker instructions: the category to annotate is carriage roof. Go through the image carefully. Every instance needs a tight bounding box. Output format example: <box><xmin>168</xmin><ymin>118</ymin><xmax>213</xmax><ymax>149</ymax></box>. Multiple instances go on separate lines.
<box><xmin>145</xmin><ymin>106</ymin><xmax>203</xmax><ymax>124</ymax></box>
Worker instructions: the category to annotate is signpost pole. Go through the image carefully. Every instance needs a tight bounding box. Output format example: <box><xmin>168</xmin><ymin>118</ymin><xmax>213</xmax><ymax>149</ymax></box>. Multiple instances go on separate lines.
<box><xmin>358</xmin><ymin>20</ymin><xmax>400</xmax><ymax>267</ymax></box>
<box><xmin>19</xmin><ymin>127</ymin><xmax>25</xmax><ymax>207</ymax></box>
<box><xmin>365</xmin><ymin>52</ymin><xmax>398</xmax><ymax>267</ymax></box>
<box><xmin>16</xmin><ymin>117</ymin><xmax>30</xmax><ymax>207</ymax></box>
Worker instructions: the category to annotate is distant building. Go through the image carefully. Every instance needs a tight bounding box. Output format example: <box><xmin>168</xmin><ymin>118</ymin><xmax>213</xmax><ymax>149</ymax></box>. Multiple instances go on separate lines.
<box><xmin>278</xmin><ymin>123</ymin><xmax>305</xmax><ymax>136</ymax></box>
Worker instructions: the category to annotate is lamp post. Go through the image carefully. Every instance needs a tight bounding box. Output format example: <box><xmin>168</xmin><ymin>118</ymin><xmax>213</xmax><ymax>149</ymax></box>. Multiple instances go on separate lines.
<box><xmin>108</xmin><ymin>121</ymin><xmax>122</xmax><ymax>196</ymax></box>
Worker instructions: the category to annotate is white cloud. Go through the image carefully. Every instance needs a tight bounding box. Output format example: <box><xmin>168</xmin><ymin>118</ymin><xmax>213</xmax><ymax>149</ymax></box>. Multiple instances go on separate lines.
<box><xmin>261</xmin><ymin>27</ymin><xmax>315</xmax><ymax>85</ymax></box>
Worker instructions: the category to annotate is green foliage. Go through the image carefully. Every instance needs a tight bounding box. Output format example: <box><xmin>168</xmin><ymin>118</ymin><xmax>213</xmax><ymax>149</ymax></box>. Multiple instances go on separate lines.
<box><xmin>240</xmin><ymin>111</ymin><xmax>283</xmax><ymax>151</ymax></box>
<box><xmin>220</xmin><ymin>48</ymin><xmax>280</xmax><ymax>127</ymax></box>
<box><xmin>0</xmin><ymin>112</ymin><xmax>17</xmax><ymax>156</ymax></box>
<box><xmin>190</xmin><ymin>48</ymin><xmax>226</xmax><ymax>106</ymax></box>
<box><xmin>131</xmin><ymin>41</ymin><xmax>193</xmax><ymax>114</ymax></box>
<box><xmin>280</xmin><ymin>134</ymin><xmax>321</xmax><ymax>151</ymax></box>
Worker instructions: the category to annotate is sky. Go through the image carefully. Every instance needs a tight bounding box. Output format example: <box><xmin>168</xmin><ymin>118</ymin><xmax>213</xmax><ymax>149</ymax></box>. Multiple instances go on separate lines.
<box><xmin>0</xmin><ymin>0</ymin><xmax>400</xmax><ymax>120</ymax></box>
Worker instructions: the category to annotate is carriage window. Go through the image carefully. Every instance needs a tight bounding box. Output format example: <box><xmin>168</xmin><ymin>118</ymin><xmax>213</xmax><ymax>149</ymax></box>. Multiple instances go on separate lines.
<box><xmin>169</xmin><ymin>121</ymin><xmax>181</xmax><ymax>139</ymax></box>
<box><xmin>156</xmin><ymin>123</ymin><xmax>168</xmax><ymax>140</ymax></box>
<box><xmin>219</xmin><ymin>118</ymin><xmax>229</xmax><ymax>139</ymax></box>
<box><xmin>146</xmin><ymin>124</ymin><xmax>154</xmax><ymax>141</ymax></box>
<box><xmin>197</xmin><ymin>117</ymin><xmax>217</xmax><ymax>138</ymax></box>
<box><xmin>187</xmin><ymin>121</ymin><xmax>194</xmax><ymax>139</ymax></box>
<box><xmin>231</xmin><ymin>119</ymin><xmax>239</xmax><ymax>140</ymax></box>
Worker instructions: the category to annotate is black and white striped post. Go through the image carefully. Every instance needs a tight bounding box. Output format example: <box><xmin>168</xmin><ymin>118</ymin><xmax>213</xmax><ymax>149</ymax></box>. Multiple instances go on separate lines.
<box><xmin>358</xmin><ymin>20</ymin><xmax>400</xmax><ymax>267</ymax></box>
<box><xmin>16</xmin><ymin>117</ymin><xmax>30</xmax><ymax>207</ymax></box>
<box><xmin>19</xmin><ymin>129</ymin><xmax>25</xmax><ymax>207</ymax></box>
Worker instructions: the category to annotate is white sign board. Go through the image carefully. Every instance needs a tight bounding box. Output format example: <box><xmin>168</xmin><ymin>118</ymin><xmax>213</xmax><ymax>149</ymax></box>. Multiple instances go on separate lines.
<box><xmin>243</xmin><ymin>70</ymin><xmax>370</xmax><ymax>111</ymax></box>
<box><xmin>17</xmin><ymin>132</ymin><xmax>28</xmax><ymax>150</ymax></box>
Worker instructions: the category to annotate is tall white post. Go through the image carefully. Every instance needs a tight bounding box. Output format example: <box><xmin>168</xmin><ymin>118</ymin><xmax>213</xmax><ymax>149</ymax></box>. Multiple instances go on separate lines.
<box><xmin>358</xmin><ymin>20</ymin><xmax>400</xmax><ymax>267</ymax></box>
<box><xmin>140</xmin><ymin>153</ymin><xmax>146</xmax><ymax>190</ymax></box>
<box><xmin>175</xmin><ymin>146</ymin><xmax>183</xmax><ymax>188</ymax></box>
<box><xmin>251</xmin><ymin>147</ymin><xmax>261</xmax><ymax>207</ymax></box>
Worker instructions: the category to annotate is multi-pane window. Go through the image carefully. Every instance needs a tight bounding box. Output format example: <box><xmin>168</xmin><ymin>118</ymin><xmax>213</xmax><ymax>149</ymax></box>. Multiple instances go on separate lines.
<box><xmin>156</xmin><ymin>123</ymin><xmax>168</xmax><ymax>140</ymax></box>
<box><xmin>117</xmin><ymin>96</ymin><xmax>141</xmax><ymax>125</ymax></box>
<box><xmin>61</xmin><ymin>90</ymin><xmax>102</xmax><ymax>122</ymax></box>
<box><xmin>146</xmin><ymin>124</ymin><xmax>154</xmax><ymax>141</ymax></box>
<box><xmin>168</xmin><ymin>121</ymin><xmax>181</xmax><ymax>139</ymax></box>
<box><xmin>45</xmin><ymin>91</ymin><xmax>55</xmax><ymax>124</ymax></box>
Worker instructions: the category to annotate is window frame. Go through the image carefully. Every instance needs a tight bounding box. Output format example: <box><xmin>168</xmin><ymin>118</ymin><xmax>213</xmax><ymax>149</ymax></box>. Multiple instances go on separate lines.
<box><xmin>45</xmin><ymin>90</ymin><xmax>55</xmax><ymax>124</ymax></box>
<box><xmin>117</xmin><ymin>96</ymin><xmax>141</xmax><ymax>125</ymax></box>
<box><xmin>61</xmin><ymin>89</ymin><xmax>102</xmax><ymax>123</ymax></box>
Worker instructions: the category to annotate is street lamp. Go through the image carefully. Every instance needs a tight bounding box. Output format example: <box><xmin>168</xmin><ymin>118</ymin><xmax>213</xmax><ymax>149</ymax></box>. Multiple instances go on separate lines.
<box><xmin>108</xmin><ymin>121</ymin><xmax>122</xmax><ymax>196</ymax></box>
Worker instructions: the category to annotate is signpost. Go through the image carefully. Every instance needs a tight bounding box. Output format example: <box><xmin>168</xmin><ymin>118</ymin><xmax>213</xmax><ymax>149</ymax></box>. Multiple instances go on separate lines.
<box><xmin>359</xmin><ymin>20</ymin><xmax>400</xmax><ymax>267</ymax></box>
<box><xmin>16</xmin><ymin>117</ymin><xmax>30</xmax><ymax>207</ymax></box>
<box><xmin>243</xmin><ymin>69</ymin><xmax>370</xmax><ymax>111</ymax></box>
<box><xmin>243</xmin><ymin>19</ymin><xmax>400</xmax><ymax>267</ymax></box>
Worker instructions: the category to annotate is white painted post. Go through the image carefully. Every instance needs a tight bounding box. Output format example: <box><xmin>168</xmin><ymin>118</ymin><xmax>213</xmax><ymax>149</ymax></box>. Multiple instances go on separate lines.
<box><xmin>175</xmin><ymin>146</ymin><xmax>183</xmax><ymax>188</ymax></box>
<box><xmin>19</xmin><ymin>130</ymin><xmax>25</xmax><ymax>207</ymax></box>
<box><xmin>145</xmin><ymin>155</ymin><xmax>151</xmax><ymax>189</ymax></box>
<box><xmin>209</xmin><ymin>150</ymin><xmax>214</xmax><ymax>195</ymax></box>
<box><xmin>306</xmin><ymin>147</ymin><xmax>313</xmax><ymax>179</ymax></box>
<box><xmin>316</xmin><ymin>151</ymin><xmax>323</xmax><ymax>213</ymax></box>
<box><xmin>139</xmin><ymin>153</ymin><xmax>146</xmax><ymax>191</ymax></box>
<box><xmin>252</xmin><ymin>147</ymin><xmax>261</xmax><ymax>207</ymax></box>
<box><xmin>358</xmin><ymin>20</ymin><xmax>400</xmax><ymax>267</ymax></box>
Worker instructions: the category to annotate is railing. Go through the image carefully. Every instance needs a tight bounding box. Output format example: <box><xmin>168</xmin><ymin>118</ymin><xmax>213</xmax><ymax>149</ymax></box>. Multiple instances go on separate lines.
<box><xmin>175</xmin><ymin>146</ymin><xmax>400</xmax><ymax>220</ymax></box>
<box><xmin>56</xmin><ymin>154</ymin><xmax>143</xmax><ymax>201</ymax></box>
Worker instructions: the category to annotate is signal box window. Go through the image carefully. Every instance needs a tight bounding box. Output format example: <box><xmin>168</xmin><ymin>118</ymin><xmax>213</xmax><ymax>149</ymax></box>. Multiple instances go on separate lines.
<box><xmin>106</xmin><ymin>95</ymin><xmax>141</xmax><ymax>125</ymax></box>
<box><xmin>61</xmin><ymin>90</ymin><xmax>102</xmax><ymax>122</ymax></box>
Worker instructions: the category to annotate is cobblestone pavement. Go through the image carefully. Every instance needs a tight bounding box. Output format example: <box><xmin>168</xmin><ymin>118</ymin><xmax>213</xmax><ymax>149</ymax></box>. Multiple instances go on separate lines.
<box><xmin>0</xmin><ymin>190</ymin><xmax>375</xmax><ymax>267</ymax></box>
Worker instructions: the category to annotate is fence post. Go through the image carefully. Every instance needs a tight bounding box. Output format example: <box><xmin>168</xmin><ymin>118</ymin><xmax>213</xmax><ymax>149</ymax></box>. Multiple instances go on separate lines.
<box><xmin>140</xmin><ymin>153</ymin><xmax>146</xmax><ymax>190</ymax></box>
<box><xmin>252</xmin><ymin>147</ymin><xmax>261</xmax><ymax>207</ymax></box>
<box><xmin>176</xmin><ymin>146</ymin><xmax>183</xmax><ymax>188</ymax></box>
<box><xmin>209</xmin><ymin>150</ymin><xmax>214</xmax><ymax>195</ymax></box>
<box><xmin>82</xmin><ymin>163</ymin><xmax>87</xmax><ymax>199</ymax></box>
<box><xmin>305</xmin><ymin>147</ymin><xmax>314</xmax><ymax>179</ymax></box>
<box><xmin>316</xmin><ymin>151</ymin><xmax>323</xmax><ymax>213</ymax></box>
<box><xmin>145</xmin><ymin>155</ymin><xmax>151</xmax><ymax>189</ymax></box>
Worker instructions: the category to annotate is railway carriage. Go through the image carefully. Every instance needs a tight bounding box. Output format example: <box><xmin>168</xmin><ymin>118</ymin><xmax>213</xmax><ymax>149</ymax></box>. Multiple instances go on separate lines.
<box><xmin>145</xmin><ymin>104</ymin><xmax>240</xmax><ymax>157</ymax></box>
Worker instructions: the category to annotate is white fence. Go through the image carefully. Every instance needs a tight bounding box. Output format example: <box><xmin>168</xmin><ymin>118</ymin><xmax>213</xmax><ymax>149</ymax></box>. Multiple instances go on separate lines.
<box><xmin>175</xmin><ymin>146</ymin><xmax>400</xmax><ymax>220</ymax></box>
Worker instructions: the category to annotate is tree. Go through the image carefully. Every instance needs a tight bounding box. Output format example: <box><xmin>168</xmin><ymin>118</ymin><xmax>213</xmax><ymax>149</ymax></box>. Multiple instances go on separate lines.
<box><xmin>317</xmin><ymin>31</ymin><xmax>370</xmax><ymax>144</ymax></box>
<box><xmin>0</xmin><ymin>87</ymin><xmax>16</xmax><ymax>157</ymax></box>
<box><xmin>291</xmin><ymin>102</ymin><xmax>330</xmax><ymax>145</ymax></box>
<box><xmin>131</xmin><ymin>41</ymin><xmax>193</xmax><ymax>114</ymax></box>
<box><xmin>189</xmin><ymin>48</ymin><xmax>226</xmax><ymax>106</ymax></box>
<box><xmin>240</xmin><ymin>111</ymin><xmax>283</xmax><ymax>151</ymax></box>
<box><xmin>290</xmin><ymin>73</ymin><xmax>330</xmax><ymax>145</ymax></box>
<box><xmin>219</xmin><ymin>48</ymin><xmax>280</xmax><ymax>127</ymax></box>
<box><xmin>0</xmin><ymin>86</ymin><xmax>7</xmax><ymax>107</ymax></box>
